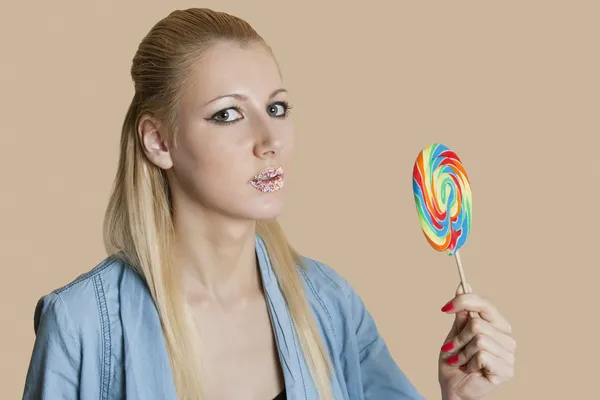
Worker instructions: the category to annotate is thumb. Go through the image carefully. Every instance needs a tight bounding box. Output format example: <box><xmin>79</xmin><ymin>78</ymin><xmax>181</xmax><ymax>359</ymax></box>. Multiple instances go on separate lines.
<box><xmin>456</xmin><ymin>281</ymin><xmax>472</xmax><ymax>296</ymax></box>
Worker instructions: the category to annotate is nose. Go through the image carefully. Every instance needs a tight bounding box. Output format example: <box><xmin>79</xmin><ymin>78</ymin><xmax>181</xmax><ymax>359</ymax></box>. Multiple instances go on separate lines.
<box><xmin>253</xmin><ymin>119</ymin><xmax>283</xmax><ymax>159</ymax></box>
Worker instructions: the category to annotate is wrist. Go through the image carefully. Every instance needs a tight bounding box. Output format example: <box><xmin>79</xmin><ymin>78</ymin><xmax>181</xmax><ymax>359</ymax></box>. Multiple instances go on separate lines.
<box><xmin>441</xmin><ymin>391</ymin><xmax>462</xmax><ymax>400</ymax></box>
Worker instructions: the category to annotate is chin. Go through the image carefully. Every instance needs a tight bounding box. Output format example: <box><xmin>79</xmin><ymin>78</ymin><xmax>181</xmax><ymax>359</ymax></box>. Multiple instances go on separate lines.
<box><xmin>245</xmin><ymin>193</ymin><xmax>286</xmax><ymax>220</ymax></box>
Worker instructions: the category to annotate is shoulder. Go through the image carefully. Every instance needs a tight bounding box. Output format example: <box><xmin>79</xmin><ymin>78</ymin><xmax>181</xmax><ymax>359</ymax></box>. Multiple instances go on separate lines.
<box><xmin>296</xmin><ymin>255</ymin><xmax>369</xmax><ymax>332</ymax></box>
<box><xmin>24</xmin><ymin>257</ymin><xmax>152</xmax><ymax>398</ymax></box>
<box><xmin>31</xmin><ymin>255</ymin><xmax>139</xmax><ymax>335</ymax></box>
<box><xmin>297</xmin><ymin>255</ymin><xmax>356</xmax><ymax>301</ymax></box>
<box><xmin>296</xmin><ymin>254</ymin><xmax>385</xmax><ymax>344</ymax></box>
<box><xmin>295</xmin><ymin>255</ymin><xmax>395</xmax><ymax>375</ymax></box>
<box><xmin>297</xmin><ymin>256</ymin><xmax>425</xmax><ymax>399</ymax></box>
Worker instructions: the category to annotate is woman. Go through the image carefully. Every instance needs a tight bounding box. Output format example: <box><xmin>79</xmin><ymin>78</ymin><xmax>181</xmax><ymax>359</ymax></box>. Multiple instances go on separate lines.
<box><xmin>22</xmin><ymin>8</ymin><xmax>516</xmax><ymax>400</ymax></box>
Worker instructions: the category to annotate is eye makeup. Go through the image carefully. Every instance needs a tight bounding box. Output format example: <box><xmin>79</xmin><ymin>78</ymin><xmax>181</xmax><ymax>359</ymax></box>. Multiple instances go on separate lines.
<box><xmin>206</xmin><ymin>100</ymin><xmax>293</xmax><ymax>126</ymax></box>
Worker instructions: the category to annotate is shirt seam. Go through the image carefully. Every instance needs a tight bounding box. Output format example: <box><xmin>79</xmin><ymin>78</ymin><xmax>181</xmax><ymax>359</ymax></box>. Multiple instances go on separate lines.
<box><xmin>93</xmin><ymin>274</ymin><xmax>112</xmax><ymax>400</ymax></box>
<box><xmin>289</xmin><ymin>313</ymin><xmax>308</xmax><ymax>399</ymax></box>
<box><xmin>298</xmin><ymin>267</ymin><xmax>337</xmax><ymax>340</ymax></box>
<box><xmin>306</xmin><ymin>259</ymin><xmax>344</xmax><ymax>291</ymax></box>
<box><xmin>55</xmin><ymin>256</ymin><xmax>119</xmax><ymax>295</ymax></box>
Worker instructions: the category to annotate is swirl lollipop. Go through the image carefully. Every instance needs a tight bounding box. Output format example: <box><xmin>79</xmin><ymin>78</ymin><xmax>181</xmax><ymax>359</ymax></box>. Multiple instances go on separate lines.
<box><xmin>412</xmin><ymin>143</ymin><xmax>475</xmax><ymax>308</ymax></box>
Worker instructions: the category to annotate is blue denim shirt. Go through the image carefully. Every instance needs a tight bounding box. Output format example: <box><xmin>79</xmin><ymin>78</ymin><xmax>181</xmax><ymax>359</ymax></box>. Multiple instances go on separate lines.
<box><xmin>23</xmin><ymin>235</ymin><xmax>425</xmax><ymax>399</ymax></box>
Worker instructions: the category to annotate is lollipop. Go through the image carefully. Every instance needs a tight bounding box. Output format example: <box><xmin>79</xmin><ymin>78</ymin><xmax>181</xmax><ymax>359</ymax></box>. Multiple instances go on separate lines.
<box><xmin>412</xmin><ymin>143</ymin><xmax>475</xmax><ymax>310</ymax></box>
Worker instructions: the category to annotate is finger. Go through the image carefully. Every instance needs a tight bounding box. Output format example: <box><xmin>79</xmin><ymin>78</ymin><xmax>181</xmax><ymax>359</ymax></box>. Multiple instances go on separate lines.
<box><xmin>441</xmin><ymin>293</ymin><xmax>512</xmax><ymax>334</ymax></box>
<box><xmin>444</xmin><ymin>283</ymin><xmax>472</xmax><ymax>340</ymax></box>
<box><xmin>456</xmin><ymin>282</ymin><xmax>472</xmax><ymax>295</ymax></box>
<box><xmin>453</xmin><ymin>282</ymin><xmax>473</xmax><ymax>329</ymax></box>
<box><xmin>444</xmin><ymin>311</ymin><xmax>469</xmax><ymax>342</ymax></box>
<box><xmin>463</xmin><ymin>350</ymin><xmax>515</xmax><ymax>385</ymax></box>
<box><xmin>441</xmin><ymin>332</ymin><xmax>515</xmax><ymax>368</ymax></box>
<box><xmin>442</xmin><ymin>317</ymin><xmax>517</xmax><ymax>356</ymax></box>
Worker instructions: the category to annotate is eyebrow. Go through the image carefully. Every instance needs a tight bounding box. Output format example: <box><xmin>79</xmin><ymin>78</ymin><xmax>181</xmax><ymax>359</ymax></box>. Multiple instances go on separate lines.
<box><xmin>204</xmin><ymin>88</ymin><xmax>288</xmax><ymax>106</ymax></box>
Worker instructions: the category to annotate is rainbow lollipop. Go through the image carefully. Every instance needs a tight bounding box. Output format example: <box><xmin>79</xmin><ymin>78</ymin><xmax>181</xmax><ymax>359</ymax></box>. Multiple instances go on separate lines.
<box><xmin>412</xmin><ymin>143</ymin><xmax>475</xmax><ymax>301</ymax></box>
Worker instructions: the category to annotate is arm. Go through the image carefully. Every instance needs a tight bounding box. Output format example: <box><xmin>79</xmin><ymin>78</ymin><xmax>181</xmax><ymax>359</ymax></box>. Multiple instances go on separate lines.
<box><xmin>349</xmin><ymin>286</ymin><xmax>426</xmax><ymax>400</ymax></box>
<box><xmin>22</xmin><ymin>292</ymin><xmax>81</xmax><ymax>399</ymax></box>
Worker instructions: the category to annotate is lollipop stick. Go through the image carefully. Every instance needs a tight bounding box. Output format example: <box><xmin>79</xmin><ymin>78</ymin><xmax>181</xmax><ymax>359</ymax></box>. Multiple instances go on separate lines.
<box><xmin>453</xmin><ymin>250</ymin><xmax>478</xmax><ymax>319</ymax></box>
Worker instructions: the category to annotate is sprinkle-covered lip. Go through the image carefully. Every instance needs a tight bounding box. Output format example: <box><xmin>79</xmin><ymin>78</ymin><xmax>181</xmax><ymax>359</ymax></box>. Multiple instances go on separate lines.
<box><xmin>249</xmin><ymin>166</ymin><xmax>283</xmax><ymax>182</ymax></box>
<box><xmin>249</xmin><ymin>166</ymin><xmax>284</xmax><ymax>192</ymax></box>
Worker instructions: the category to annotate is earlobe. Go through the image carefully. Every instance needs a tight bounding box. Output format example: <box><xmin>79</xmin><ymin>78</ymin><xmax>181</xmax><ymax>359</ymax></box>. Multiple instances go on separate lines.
<box><xmin>138</xmin><ymin>115</ymin><xmax>173</xmax><ymax>170</ymax></box>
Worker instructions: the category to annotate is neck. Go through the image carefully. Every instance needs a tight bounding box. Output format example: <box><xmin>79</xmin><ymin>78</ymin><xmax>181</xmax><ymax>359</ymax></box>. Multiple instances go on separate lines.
<box><xmin>173</xmin><ymin>202</ymin><xmax>262</xmax><ymax>301</ymax></box>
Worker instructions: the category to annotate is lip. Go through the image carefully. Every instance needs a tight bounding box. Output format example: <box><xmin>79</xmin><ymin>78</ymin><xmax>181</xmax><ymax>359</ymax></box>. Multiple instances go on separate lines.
<box><xmin>249</xmin><ymin>166</ymin><xmax>284</xmax><ymax>193</ymax></box>
<box><xmin>250</xmin><ymin>166</ymin><xmax>283</xmax><ymax>181</ymax></box>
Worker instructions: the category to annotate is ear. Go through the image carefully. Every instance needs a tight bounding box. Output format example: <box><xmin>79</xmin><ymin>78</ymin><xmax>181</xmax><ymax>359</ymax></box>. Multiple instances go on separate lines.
<box><xmin>138</xmin><ymin>114</ymin><xmax>173</xmax><ymax>170</ymax></box>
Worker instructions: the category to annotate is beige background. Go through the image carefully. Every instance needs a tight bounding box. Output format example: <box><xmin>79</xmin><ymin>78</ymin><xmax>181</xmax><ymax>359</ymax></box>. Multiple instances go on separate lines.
<box><xmin>1</xmin><ymin>1</ymin><xmax>598</xmax><ymax>399</ymax></box>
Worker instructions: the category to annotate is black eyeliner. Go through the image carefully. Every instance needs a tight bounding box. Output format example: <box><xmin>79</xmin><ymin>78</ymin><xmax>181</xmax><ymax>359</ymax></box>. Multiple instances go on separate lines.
<box><xmin>206</xmin><ymin>100</ymin><xmax>293</xmax><ymax>126</ymax></box>
<box><xmin>205</xmin><ymin>105</ymin><xmax>243</xmax><ymax>125</ymax></box>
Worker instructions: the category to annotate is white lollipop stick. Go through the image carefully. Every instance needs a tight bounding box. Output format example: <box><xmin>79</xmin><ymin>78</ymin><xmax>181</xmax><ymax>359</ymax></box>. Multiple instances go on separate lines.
<box><xmin>453</xmin><ymin>250</ymin><xmax>478</xmax><ymax>319</ymax></box>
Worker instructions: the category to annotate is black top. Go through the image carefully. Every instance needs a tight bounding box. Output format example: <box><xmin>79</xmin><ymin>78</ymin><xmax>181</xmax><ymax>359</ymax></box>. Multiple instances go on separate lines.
<box><xmin>273</xmin><ymin>389</ymin><xmax>286</xmax><ymax>399</ymax></box>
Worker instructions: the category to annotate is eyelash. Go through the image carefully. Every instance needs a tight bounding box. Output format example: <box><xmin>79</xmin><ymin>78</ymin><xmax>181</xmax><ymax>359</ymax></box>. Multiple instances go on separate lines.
<box><xmin>208</xmin><ymin>101</ymin><xmax>293</xmax><ymax>126</ymax></box>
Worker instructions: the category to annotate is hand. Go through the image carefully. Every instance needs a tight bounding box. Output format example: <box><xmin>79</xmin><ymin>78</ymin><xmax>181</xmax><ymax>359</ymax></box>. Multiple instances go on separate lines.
<box><xmin>437</xmin><ymin>284</ymin><xmax>516</xmax><ymax>400</ymax></box>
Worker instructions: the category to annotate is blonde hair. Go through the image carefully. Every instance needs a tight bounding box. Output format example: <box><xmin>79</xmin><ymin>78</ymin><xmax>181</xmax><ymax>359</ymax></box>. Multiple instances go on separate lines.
<box><xmin>102</xmin><ymin>7</ymin><xmax>332</xmax><ymax>400</ymax></box>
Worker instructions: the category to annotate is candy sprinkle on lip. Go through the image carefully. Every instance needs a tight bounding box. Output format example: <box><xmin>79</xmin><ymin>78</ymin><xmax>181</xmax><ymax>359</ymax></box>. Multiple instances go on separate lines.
<box><xmin>249</xmin><ymin>170</ymin><xmax>284</xmax><ymax>192</ymax></box>
<box><xmin>251</xmin><ymin>166</ymin><xmax>283</xmax><ymax>182</ymax></box>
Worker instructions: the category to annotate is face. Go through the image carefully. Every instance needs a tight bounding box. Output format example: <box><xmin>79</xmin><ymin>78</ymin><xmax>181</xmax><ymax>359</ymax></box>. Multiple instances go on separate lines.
<box><xmin>139</xmin><ymin>41</ymin><xmax>295</xmax><ymax>221</ymax></box>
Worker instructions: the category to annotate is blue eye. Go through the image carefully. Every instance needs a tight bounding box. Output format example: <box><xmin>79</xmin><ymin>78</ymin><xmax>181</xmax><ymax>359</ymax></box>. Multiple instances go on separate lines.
<box><xmin>208</xmin><ymin>101</ymin><xmax>292</xmax><ymax>126</ymax></box>
<box><xmin>210</xmin><ymin>107</ymin><xmax>242</xmax><ymax>124</ymax></box>
<box><xmin>267</xmin><ymin>101</ymin><xmax>292</xmax><ymax>117</ymax></box>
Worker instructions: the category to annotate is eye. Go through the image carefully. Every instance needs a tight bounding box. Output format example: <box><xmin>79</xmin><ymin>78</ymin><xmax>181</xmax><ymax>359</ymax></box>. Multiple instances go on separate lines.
<box><xmin>266</xmin><ymin>101</ymin><xmax>291</xmax><ymax>118</ymax></box>
<box><xmin>210</xmin><ymin>107</ymin><xmax>242</xmax><ymax>124</ymax></box>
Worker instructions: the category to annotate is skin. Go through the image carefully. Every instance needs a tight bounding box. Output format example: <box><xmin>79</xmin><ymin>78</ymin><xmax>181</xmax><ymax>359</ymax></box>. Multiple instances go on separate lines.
<box><xmin>139</xmin><ymin>41</ymin><xmax>293</xmax><ymax>399</ymax></box>
<box><xmin>439</xmin><ymin>283</ymin><xmax>517</xmax><ymax>400</ymax></box>
<box><xmin>138</xmin><ymin>40</ymin><xmax>516</xmax><ymax>400</ymax></box>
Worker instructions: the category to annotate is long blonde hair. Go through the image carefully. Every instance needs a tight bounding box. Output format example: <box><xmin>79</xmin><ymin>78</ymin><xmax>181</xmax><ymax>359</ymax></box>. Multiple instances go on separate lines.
<box><xmin>102</xmin><ymin>7</ymin><xmax>332</xmax><ymax>400</ymax></box>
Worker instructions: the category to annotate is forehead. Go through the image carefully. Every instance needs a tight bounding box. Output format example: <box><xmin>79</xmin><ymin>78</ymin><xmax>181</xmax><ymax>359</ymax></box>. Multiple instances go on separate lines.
<box><xmin>187</xmin><ymin>41</ymin><xmax>282</xmax><ymax>103</ymax></box>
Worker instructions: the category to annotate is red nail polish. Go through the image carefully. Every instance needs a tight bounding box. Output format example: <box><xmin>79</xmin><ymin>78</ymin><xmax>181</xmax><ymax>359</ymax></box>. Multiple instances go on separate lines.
<box><xmin>446</xmin><ymin>355</ymin><xmax>459</xmax><ymax>365</ymax></box>
<box><xmin>441</xmin><ymin>301</ymin><xmax>454</xmax><ymax>312</ymax></box>
<box><xmin>460</xmin><ymin>364</ymin><xmax>467</xmax><ymax>371</ymax></box>
<box><xmin>441</xmin><ymin>341</ymin><xmax>454</xmax><ymax>352</ymax></box>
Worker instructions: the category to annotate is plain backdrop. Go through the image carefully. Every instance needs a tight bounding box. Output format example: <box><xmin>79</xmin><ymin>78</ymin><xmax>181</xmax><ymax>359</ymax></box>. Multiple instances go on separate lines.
<box><xmin>1</xmin><ymin>1</ymin><xmax>598</xmax><ymax>399</ymax></box>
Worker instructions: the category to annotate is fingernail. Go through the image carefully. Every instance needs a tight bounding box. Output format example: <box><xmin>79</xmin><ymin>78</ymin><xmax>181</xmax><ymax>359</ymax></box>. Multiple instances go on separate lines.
<box><xmin>460</xmin><ymin>364</ymin><xmax>467</xmax><ymax>371</ymax></box>
<box><xmin>441</xmin><ymin>301</ymin><xmax>454</xmax><ymax>312</ymax></box>
<box><xmin>441</xmin><ymin>341</ymin><xmax>454</xmax><ymax>352</ymax></box>
<box><xmin>446</xmin><ymin>355</ymin><xmax>459</xmax><ymax>365</ymax></box>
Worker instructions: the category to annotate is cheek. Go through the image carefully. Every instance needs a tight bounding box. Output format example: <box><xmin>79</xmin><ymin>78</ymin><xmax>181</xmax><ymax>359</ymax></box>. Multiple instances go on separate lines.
<box><xmin>171</xmin><ymin>136</ymin><xmax>214</xmax><ymax>186</ymax></box>
<box><xmin>191</xmin><ymin>144</ymin><xmax>238</xmax><ymax>184</ymax></box>
<box><xmin>178</xmin><ymin>133</ymin><xmax>250</xmax><ymax>187</ymax></box>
